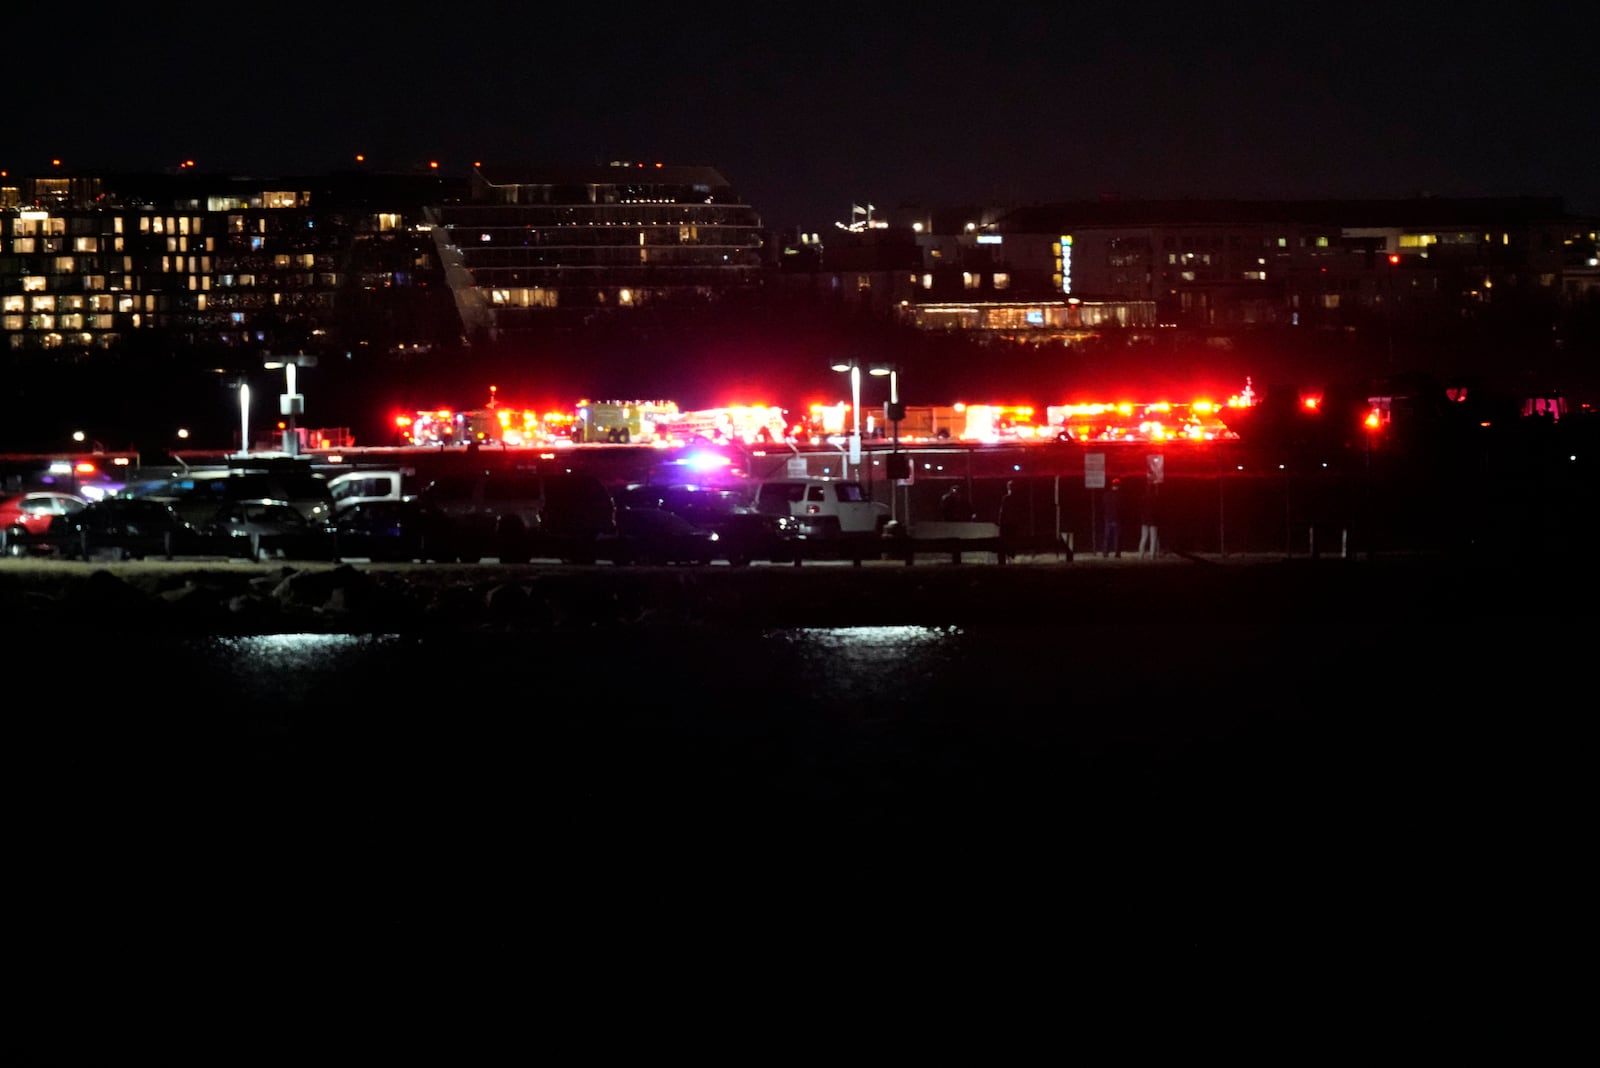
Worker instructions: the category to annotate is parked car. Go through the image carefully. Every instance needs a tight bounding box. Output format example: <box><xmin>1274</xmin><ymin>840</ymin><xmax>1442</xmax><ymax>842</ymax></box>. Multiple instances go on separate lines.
<box><xmin>1</xmin><ymin>490</ymin><xmax>89</xmax><ymax>555</ymax></box>
<box><xmin>328</xmin><ymin>499</ymin><xmax>444</xmax><ymax>562</ymax></box>
<box><xmin>753</xmin><ymin>477</ymin><xmax>889</xmax><ymax>540</ymax></box>
<box><xmin>613</xmin><ymin>483</ymin><xmax>797</xmax><ymax>565</ymax></box>
<box><xmin>418</xmin><ymin>470</ymin><xmax>616</xmax><ymax>563</ymax></box>
<box><xmin>326</xmin><ymin>468</ymin><xmax>425</xmax><ymax>513</ymax></box>
<box><xmin>128</xmin><ymin>464</ymin><xmax>335</xmax><ymax>526</ymax></box>
<box><xmin>195</xmin><ymin>498</ymin><xmax>336</xmax><ymax>561</ymax></box>
<box><xmin>602</xmin><ymin>507</ymin><xmax>721</xmax><ymax>565</ymax></box>
<box><xmin>39</xmin><ymin>497</ymin><xmax>202</xmax><ymax>561</ymax></box>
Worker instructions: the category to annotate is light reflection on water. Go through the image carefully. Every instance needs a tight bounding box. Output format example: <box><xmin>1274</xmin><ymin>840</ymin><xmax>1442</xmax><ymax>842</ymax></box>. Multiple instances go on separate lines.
<box><xmin>193</xmin><ymin>627</ymin><xmax>981</xmax><ymax>710</ymax></box>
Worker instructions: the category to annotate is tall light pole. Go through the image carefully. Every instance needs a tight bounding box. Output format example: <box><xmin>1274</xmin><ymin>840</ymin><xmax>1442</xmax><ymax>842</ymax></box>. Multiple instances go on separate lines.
<box><xmin>238</xmin><ymin>382</ymin><xmax>251</xmax><ymax>457</ymax></box>
<box><xmin>830</xmin><ymin>359</ymin><xmax>862</xmax><ymax>477</ymax></box>
<box><xmin>264</xmin><ymin>352</ymin><xmax>317</xmax><ymax>456</ymax></box>
<box><xmin>871</xmin><ymin>363</ymin><xmax>905</xmax><ymax>521</ymax></box>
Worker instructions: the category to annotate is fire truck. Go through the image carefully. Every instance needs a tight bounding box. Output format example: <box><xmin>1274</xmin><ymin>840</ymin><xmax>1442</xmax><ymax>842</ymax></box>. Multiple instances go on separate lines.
<box><xmin>574</xmin><ymin>400</ymin><xmax>682</xmax><ymax>443</ymax></box>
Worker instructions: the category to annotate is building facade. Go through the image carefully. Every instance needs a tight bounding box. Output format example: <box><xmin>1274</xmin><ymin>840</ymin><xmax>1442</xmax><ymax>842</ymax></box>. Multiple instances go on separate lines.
<box><xmin>426</xmin><ymin>163</ymin><xmax>769</xmax><ymax>342</ymax></box>
<box><xmin>886</xmin><ymin>196</ymin><xmax>1598</xmax><ymax>338</ymax></box>
<box><xmin>0</xmin><ymin>167</ymin><xmax>461</xmax><ymax>361</ymax></box>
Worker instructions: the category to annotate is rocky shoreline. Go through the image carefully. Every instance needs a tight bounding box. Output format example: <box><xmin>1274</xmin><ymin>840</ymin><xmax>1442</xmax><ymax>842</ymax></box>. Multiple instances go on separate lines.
<box><xmin>0</xmin><ymin>552</ymin><xmax>1572</xmax><ymax>635</ymax></box>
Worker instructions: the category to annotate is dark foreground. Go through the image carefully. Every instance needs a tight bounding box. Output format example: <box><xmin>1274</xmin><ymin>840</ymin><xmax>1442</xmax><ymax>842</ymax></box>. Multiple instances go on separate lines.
<box><xmin>8</xmin><ymin>551</ymin><xmax>1589</xmax><ymax>1046</ymax></box>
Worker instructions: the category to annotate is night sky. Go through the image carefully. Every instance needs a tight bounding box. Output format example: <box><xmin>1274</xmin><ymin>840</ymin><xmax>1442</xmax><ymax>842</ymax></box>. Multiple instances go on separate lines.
<box><xmin>8</xmin><ymin>1</ymin><xmax>1597</xmax><ymax>228</ymax></box>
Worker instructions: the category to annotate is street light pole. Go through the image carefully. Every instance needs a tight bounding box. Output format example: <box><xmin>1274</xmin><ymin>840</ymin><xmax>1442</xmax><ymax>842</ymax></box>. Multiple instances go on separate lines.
<box><xmin>238</xmin><ymin>382</ymin><xmax>251</xmax><ymax>457</ymax></box>
<box><xmin>831</xmin><ymin>359</ymin><xmax>862</xmax><ymax>479</ymax></box>
<box><xmin>849</xmin><ymin>363</ymin><xmax>861</xmax><ymax>473</ymax></box>
<box><xmin>871</xmin><ymin>363</ymin><xmax>903</xmax><ymax>521</ymax></box>
<box><xmin>264</xmin><ymin>352</ymin><xmax>317</xmax><ymax>457</ymax></box>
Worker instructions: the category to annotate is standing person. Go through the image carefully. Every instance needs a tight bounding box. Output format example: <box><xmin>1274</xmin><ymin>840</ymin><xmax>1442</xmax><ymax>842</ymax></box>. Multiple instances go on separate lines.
<box><xmin>997</xmin><ymin>479</ymin><xmax>1022</xmax><ymax>564</ymax></box>
<box><xmin>940</xmin><ymin>482</ymin><xmax>973</xmax><ymax>521</ymax></box>
<box><xmin>1138</xmin><ymin>480</ymin><xmax>1161</xmax><ymax>559</ymax></box>
<box><xmin>1101</xmin><ymin>478</ymin><xmax>1122</xmax><ymax>558</ymax></box>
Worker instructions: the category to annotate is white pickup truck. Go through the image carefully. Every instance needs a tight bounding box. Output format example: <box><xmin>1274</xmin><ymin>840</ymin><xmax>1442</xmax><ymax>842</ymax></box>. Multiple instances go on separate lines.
<box><xmin>753</xmin><ymin>477</ymin><xmax>890</xmax><ymax>540</ymax></box>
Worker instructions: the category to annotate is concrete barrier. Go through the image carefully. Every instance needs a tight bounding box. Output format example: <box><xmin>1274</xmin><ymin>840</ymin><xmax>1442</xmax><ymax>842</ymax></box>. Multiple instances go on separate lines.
<box><xmin>896</xmin><ymin>521</ymin><xmax>1002</xmax><ymax>564</ymax></box>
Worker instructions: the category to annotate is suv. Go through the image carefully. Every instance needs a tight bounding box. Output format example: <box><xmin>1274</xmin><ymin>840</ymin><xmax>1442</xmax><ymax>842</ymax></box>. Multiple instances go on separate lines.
<box><xmin>130</xmin><ymin>466</ymin><xmax>334</xmax><ymax>526</ymax></box>
<box><xmin>419</xmin><ymin>470</ymin><xmax>616</xmax><ymax>563</ymax></box>
<box><xmin>754</xmin><ymin>477</ymin><xmax>889</xmax><ymax>540</ymax></box>
<box><xmin>615</xmin><ymin>482</ymin><xmax>798</xmax><ymax>565</ymax></box>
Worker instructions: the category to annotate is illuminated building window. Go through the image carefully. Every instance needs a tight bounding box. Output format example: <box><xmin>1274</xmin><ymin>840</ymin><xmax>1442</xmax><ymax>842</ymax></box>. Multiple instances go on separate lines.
<box><xmin>963</xmin><ymin>272</ymin><xmax>980</xmax><ymax>290</ymax></box>
<box><xmin>1180</xmin><ymin>271</ymin><xmax>1196</xmax><ymax>281</ymax></box>
<box><xmin>22</xmin><ymin>276</ymin><xmax>46</xmax><ymax>293</ymax></box>
<box><xmin>73</xmin><ymin>237</ymin><xmax>98</xmax><ymax>252</ymax></box>
<box><xmin>921</xmin><ymin>274</ymin><xmax>933</xmax><ymax>288</ymax></box>
<box><xmin>3</xmin><ymin>315</ymin><xmax>20</xmax><ymax>330</ymax></box>
<box><xmin>993</xmin><ymin>273</ymin><xmax>1009</xmax><ymax>290</ymax></box>
<box><xmin>14</xmin><ymin>238</ymin><xmax>34</xmax><ymax>253</ymax></box>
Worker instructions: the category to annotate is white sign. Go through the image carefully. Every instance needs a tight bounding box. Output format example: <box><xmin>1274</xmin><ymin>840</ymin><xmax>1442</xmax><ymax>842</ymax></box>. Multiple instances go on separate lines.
<box><xmin>1085</xmin><ymin>453</ymin><xmax>1106</xmax><ymax>489</ymax></box>
<box><xmin>786</xmin><ymin>457</ymin><xmax>810</xmax><ymax>478</ymax></box>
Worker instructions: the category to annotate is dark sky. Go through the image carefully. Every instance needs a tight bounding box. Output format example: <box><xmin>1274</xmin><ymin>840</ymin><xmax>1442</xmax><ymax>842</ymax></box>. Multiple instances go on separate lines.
<box><xmin>9</xmin><ymin>1</ymin><xmax>1597</xmax><ymax>227</ymax></box>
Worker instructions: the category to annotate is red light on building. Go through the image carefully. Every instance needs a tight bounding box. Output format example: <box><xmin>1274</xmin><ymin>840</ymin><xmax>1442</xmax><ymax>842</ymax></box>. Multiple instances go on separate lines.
<box><xmin>1388</xmin><ymin>254</ymin><xmax>1401</xmax><ymax>265</ymax></box>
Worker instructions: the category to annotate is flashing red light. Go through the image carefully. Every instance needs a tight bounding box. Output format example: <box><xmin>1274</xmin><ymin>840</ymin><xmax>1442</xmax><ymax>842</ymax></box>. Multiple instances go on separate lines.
<box><xmin>1388</xmin><ymin>254</ymin><xmax>1401</xmax><ymax>265</ymax></box>
<box><xmin>74</xmin><ymin>461</ymin><xmax>97</xmax><ymax>475</ymax></box>
<box><xmin>1302</xmin><ymin>396</ymin><xmax>1320</xmax><ymax>410</ymax></box>
<box><xmin>1364</xmin><ymin>409</ymin><xmax>1383</xmax><ymax>430</ymax></box>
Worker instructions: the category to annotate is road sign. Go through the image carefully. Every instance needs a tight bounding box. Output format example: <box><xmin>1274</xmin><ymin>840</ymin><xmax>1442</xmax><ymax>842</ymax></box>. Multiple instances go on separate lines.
<box><xmin>1085</xmin><ymin>453</ymin><xmax>1106</xmax><ymax>489</ymax></box>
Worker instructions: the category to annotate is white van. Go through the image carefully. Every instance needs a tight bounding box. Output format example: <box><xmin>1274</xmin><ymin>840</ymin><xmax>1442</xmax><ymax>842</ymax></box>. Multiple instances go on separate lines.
<box><xmin>753</xmin><ymin>477</ymin><xmax>889</xmax><ymax>539</ymax></box>
<box><xmin>327</xmin><ymin>468</ymin><xmax>424</xmax><ymax>513</ymax></box>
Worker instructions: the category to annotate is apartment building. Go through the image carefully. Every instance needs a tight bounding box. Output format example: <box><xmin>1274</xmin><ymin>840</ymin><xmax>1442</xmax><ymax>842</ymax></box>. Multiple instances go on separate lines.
<box><xmin>0</xmin><ymin>167</ymin><xmax>461</xmax><ymax>360</ymax></box>
<box><xmin>893</xmin><ymin>196</ymin><xmax>1598</xmax><ymax>340</ymax></box>
<box><xmin>426</xmin><ymin>162</ymin><xmax>770</xmax><ymax>342</ymax></box>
